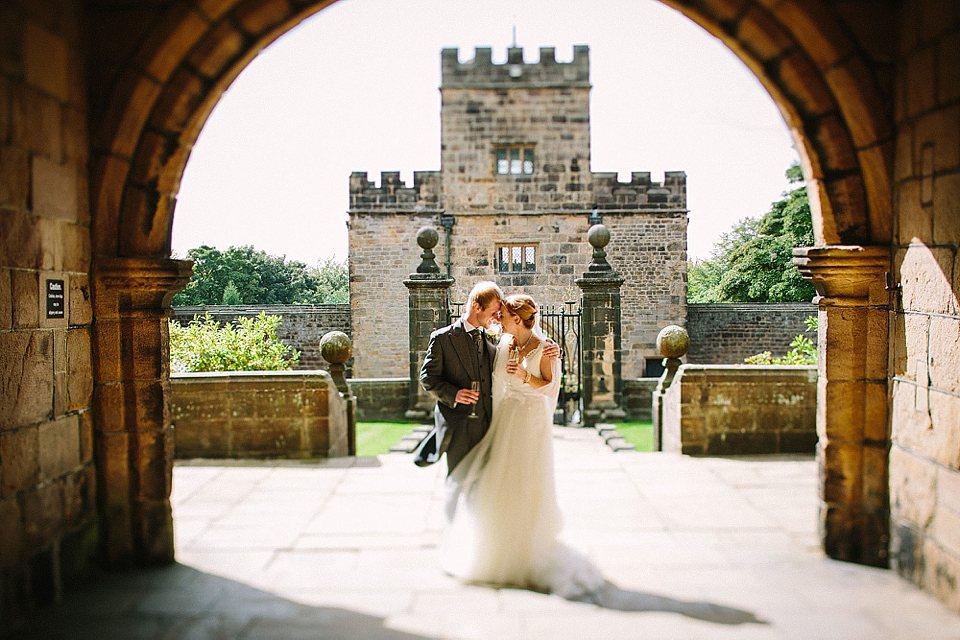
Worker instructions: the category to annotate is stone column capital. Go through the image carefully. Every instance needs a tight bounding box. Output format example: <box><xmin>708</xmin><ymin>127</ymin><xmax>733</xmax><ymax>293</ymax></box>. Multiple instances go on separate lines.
<box><xmin>793</xmin><ymin>245</ymin><xmax>890</xmax><ymax>304</ymax></box>
<box><xmin>403</xmin><ymin>275</ymin><xmax>455</xmax><ymax>291</ymax></box>
<box><xmin>575</xmin><ymin>274</ymin><xmax>625</xmax><ymax>290</ymax></box>
<box><xmin>93</xmin><ymin>256</ymin><xmax>193</xmax><ymax>315</ymax></box>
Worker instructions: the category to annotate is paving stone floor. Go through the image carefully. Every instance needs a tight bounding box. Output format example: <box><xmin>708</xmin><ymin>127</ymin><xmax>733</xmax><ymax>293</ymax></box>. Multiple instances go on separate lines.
<box><xmin>13</xmin><ymin>427</ymin><xmax>960</xmax><ymax>639</ymax></box>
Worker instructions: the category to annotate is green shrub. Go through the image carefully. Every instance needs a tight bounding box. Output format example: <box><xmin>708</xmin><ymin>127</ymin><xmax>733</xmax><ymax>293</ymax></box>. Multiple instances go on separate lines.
<box><xmin>745</xmin><ymin>316</ymin><xmax>817</xmax><ymax>365</ymax></box>
<box><xmin>170</xmin><ymin>312</ymin><xmax>300</xmax><ymax>372</ymax></box>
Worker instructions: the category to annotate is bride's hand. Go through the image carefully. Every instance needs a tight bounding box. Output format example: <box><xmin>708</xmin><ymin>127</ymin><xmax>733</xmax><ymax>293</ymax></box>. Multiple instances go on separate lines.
<box><xmin>505</xmin><ymin>361</ymin><xmax>526</xmax><ymax>379</ymax></box>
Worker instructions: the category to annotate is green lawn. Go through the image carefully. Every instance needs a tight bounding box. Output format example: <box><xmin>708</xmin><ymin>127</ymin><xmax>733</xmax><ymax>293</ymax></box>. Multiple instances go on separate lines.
<box><xmin>613</xmin><ymin>421</ymin><xmax>655</xmax><ymax>452</ymax></box>
<box><xmin>357</xmin><ymin>420</ymin><xmax>656</xmax><ymax>456</ymax></box>
<box><xmin>356</xmin><ymin>422</ymin><xmax>420</xmax><ymax>457</ymax></box>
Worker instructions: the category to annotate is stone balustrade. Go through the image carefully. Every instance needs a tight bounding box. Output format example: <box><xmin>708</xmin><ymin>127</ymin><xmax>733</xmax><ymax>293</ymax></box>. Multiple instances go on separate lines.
<box><xmin>171</xmin><ymin>371</ymin><xmax>348</xmax><ymax>459</ymax></box>
<box><xmin>661</xmin><ymin>365</ymin><xmax>818</xmax><ymax>455</ymax></box>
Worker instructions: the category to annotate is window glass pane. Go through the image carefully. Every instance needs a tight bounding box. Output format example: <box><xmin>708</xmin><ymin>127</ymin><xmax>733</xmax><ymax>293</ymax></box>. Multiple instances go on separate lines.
<box><xmin>523</xmin><ymin>149</ymin><xmax>534</xmax><ymax>174</ymax></box>
<box><xmin>524</xmin><ymin>246</ymin><xmax>536</xmax><ymax>271</ymax></box>
<box><xmin>511</xmin><ymin>246</ymin><xmax>521</xmax><ymax>272</ymax></box>
<box><xmin>498</xmin><ymin>246</ymin><xmax>509</xmax><ymax>272</ymax></box>
<box><xmin>510</xmin><ymin>149</ymin><xmax>521</xmax><ymax>174</ymax></box>
<box><xmin>496</xmin><ymin>149</ymin><xmax>507</xmax><ymax>174</ymax></box>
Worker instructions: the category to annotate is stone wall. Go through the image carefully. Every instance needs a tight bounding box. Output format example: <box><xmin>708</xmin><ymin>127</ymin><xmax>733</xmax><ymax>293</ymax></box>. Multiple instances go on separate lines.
<box><xmin>350</xmin><ymin>378</ymin><xmax>410</xmax><ymax>422</ymax></box>
<box><xmin>609</xmin><ymin>212</ymin><xmax>688</xmax><ymax>377</ymax></box>
<box><xmin>686</xmin><ymin>303</ymin><xmax>817</xmax><ymax>364</ymax></box>
<box><xmin>0</xmin><ymin>1</ymin><xmax>99</xmax><ymax>621</ymax></box>
<box><xmin>171</xmin><ymin>371</ymin><xmax>348</xmax><ymax>459</ymax></box>
<box><xmin>172</xmin><ymin>304</ymin><xmax>351</xmax><ymax>371</ymax></box>
<box><xmin>661</xmin><ymin>365</ymin><xmax>818</xmax><ymax>455</ymax></box>
<box><xmin>622</xmin><ymin>378</ymin><xmax>659</xmax><ymax>422</ymax></box>
<box><xmin>889</xmin><ymin>1</ymin><xmax>960</xmax><ymax>611</ymax></box>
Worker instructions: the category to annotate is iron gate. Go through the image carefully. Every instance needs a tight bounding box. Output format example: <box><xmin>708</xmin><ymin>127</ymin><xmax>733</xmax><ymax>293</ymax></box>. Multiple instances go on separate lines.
<box><xmin>448</xmin><ymin>301</ymin><xmax>582</xmax><ymax>425</ymax></box>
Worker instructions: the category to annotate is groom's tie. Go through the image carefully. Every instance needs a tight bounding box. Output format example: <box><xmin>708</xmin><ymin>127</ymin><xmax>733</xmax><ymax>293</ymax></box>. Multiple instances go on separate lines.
<box><xmin>470</xmin><ymin>329</ymin><xmax>483</xmax><ymax>354</ymax></box>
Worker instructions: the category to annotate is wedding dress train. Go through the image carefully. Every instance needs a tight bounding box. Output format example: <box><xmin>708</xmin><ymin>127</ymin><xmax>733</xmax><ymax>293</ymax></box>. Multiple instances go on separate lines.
<box><xmin>440</xmin><ymin>335</ymin><xmax>604</xmax><ymax>599</ymax></box>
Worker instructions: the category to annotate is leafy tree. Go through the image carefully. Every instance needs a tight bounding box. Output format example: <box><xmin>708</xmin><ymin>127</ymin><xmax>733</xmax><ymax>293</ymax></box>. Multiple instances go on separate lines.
<box><xmin>169</xmin><ymin>312</ymin><xmax>300</xmax><ymax>372</ymax></box>
<box><xmin>221</xmin><ymin>281</ymin><xmax>241</xmax><ymax>305</ymax></box>
<box><xmin>172</xmin><ymin>245</ymin><xmax>349</xmax><ymax>306</ymax></box>
<box><xmin>688</xmin><ymin>163</ymin><xmax>816</xmax><ymax>303</ymax></box>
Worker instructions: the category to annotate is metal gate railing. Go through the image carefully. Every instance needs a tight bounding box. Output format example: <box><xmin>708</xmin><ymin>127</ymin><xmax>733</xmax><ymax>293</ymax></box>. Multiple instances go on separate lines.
<box><xmin>448</xmin><ymin>301</ymin><xmax>582</xmax><ymax>425</ymax></box>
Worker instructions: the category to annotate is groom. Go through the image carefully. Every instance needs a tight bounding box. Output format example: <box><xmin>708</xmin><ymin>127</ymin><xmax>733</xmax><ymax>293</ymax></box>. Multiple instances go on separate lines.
<box><xmin>419</xmin><ymin>281</ymin><xmax>504</xmax><ymax>474</ymax></box>
<box><xmin>419</xmin><ymin>281</ymin><xmax>561</xmax><ymax>474</ymax></box>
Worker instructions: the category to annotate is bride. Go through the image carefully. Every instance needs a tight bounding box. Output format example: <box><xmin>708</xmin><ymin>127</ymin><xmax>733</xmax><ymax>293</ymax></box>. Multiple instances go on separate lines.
<box><xmin>440</xmin><ymin>294</ymin><xmax>604</xmax><ymax>599</ymax></box>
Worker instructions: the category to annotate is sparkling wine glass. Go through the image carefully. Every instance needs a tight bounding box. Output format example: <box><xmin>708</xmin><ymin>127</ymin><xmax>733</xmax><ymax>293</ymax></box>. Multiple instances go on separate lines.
<box><xmin>469</xmin><ymin>380</ymin><xmax>481</xmax><ymax>418</ymax></box>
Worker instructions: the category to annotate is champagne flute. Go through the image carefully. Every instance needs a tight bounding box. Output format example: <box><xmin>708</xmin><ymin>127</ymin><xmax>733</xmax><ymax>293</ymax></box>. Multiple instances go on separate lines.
<box><xmin>469</xmin><ymin>380</ymin><xmax>481</xmax><ymax>418</ymax></box>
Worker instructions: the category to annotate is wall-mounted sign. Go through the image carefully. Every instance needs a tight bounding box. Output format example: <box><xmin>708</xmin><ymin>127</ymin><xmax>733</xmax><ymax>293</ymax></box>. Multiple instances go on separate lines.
<box><xmin>46</xmin><ymin>279</ymin><xmax>65</xmax><ymax>319</ymax></box>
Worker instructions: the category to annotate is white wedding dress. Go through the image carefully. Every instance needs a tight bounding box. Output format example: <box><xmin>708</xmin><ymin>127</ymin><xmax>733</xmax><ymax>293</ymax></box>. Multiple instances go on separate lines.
<box><xmin>440</xmin><ymin>333</ymin><xmax>604</xmax><ymax>598</ymax></box>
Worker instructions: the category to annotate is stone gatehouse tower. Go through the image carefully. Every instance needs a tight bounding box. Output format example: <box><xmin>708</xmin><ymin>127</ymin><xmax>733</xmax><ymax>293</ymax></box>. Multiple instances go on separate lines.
<box><xmin>348</xmin><ymin>46</ymin><xmax>687</xmax><ymax>379</ymax></box>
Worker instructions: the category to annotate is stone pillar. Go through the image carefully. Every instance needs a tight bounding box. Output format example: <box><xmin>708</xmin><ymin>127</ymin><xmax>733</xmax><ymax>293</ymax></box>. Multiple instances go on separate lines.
<box><xmin>652</xmin><ymin>325</ymin><xmax>689</xmax><ymax>451</ymax></box>
<box><xmin>576</xmin><ymin>224</ymin><xmax>626</xmax><ymax>427</ymax></box>
<box><xmin>320</xmin><ymin>331</ymin><xmax>357</xmax><ymax>457</ymax></box>
<box><xmin>404</xmin><ymin>227</ymin><xmax>454</xmax><ymax>421</ymax></box>
<box><xmin>793</xmin><ymin>245</ymin><xmax>891</xmax><ymax>567</ymax></box>
<box><xmin>91</xmin><ymin>256</ymin><xmax>192</xmax><ymax>567</ymax></box>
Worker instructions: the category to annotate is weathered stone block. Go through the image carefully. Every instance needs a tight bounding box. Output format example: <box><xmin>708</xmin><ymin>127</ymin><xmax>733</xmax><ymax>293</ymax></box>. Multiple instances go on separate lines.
<box><xmin>0</xmin><ymin>269</ymin><xmax>10</xmax><ymax>331</ymax></box>
<box><xmin>0</xmin><ymin>425</ymin><xmax>40</xmax><ymax>495</ymax></box>
<box><xmin>864</xmin><ymin>380</ymin><xmax>890</xmax><ymax>442</ymax></box>
<box><xmin>24</xmin><ymin>21</ymin><xmax>69</xmax><ymax>102</ymax></box>
<box><xmin>890</xmin><ymin>445</ymin><xmax>937</xmax><ymax>529</ymax></box>
<box><xmin>929</xmin><ymin>392</ymin><xmax>960</xmax><ymax>469</ymax></box>
<box><xmin>907</xmin><ymin>45</ymin><xmax>937</xmax><ymax>118</ymax></box>
<box><xmin>0</xmin><ymin>495</ymin><xmax>22</xmax><ymax>570</ymax></box>
<box><xmin>901</xmin><ymin>246</ymin><xmax>956</xmax><ymax>315</ymax></box>
<box><xmin>0</xmin><ymin>145</ymin><xmax>29</xmax><ymax>210</ymax></box>
<box><xmin>922</xmin><ymin>537</ymin><xmax>960</xmax><ymax>612</ymax></box>
<box><xmin>0</xmin><ymin>331</ymin><xmax>53</xmax><ymax>429</ymax></box>
<box><xmin>824</xmin><ymin>307</ymin><xmax>872</xmax><ymax>374</ymax></box>
<box><xmin>931</xmin><ymin>504</ymin><xmax>960</xmax><ymax>559</ymax></box>
<box><xmin>68</xmin><ymin>273</ymin><xmax>92</xmax><ymax>326</ymax></box>
<box><xmin>135</xmin><ymin>428</ymin><xmax>173</xmax><ymax>502</ymax></box>
<box><xmin>32</xmin><ymin>156</ymin><xmax>78</xmax><ymax>221</ymax></box>
<box><xmin>39</xmin><ymin>414</ymin><xmax>80</xmax><ymax>481</ymax></box>
<box><xmin>898</xmin><ymin>179</ymin><xmax>933</xmax><ymax>243</ymax></box>
<box><xmin>61</xmin><ymin>222</ymin><xmax>91</xmax><ymax>273</ymax></box>
<box><xmin>940</xmin><ymin>467</ymin><xmax>960</xmax><ymax>515</ymax></box>
<box><xmin>820</xmin><ymin>441</ymin><xmax>862</xmax><ymax>504</ymax></box>
<box><xmin>12</xmin><ymin>269</ymin><xmax>39</xmax><ymax>328</ymax></box>
<box><xmin>20</xmin><ymin>481</ymin><xmax>63</xmax><ymax>553</ymax></box>
<box><xmin>929</xmin><ymin>316</ymin><xmax>960</xmax><ymax>392</ymax></box>
<box><xmin>933</xmin><ymin>171</ymin><xmax>960</xmax><ymax>245</ymax></box>
<box><xmin>820</xmin><ymin>378</ymin><xmax>865</xmax><ymax>440</ymax></box>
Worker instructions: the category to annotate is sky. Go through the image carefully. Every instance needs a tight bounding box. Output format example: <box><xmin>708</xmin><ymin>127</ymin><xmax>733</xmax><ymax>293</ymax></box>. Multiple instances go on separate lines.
<box><xmin>172</xmin><ymin>0</ymin><xmax>799</xmax><ymax>267</ymax></box>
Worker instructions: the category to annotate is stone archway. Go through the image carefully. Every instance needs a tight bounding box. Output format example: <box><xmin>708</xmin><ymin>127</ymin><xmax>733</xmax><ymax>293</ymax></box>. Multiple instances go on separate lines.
<box><xmin>87</xmin><ymin>0</ymin><xmax>894</xmax><ymax>567</ymax></box>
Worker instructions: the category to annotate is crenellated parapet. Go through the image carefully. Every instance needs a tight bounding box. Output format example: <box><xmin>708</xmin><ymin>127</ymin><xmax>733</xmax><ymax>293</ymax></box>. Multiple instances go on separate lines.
<box><xmin>441</xmin><ymin>45</ymin><xmax>590</xmax><ymax>88</ymax></box>
<box><xmin>349</xmin><ymin>170</ymin><xmax>442</xmax><ymax>211</ymax></box>
<box><xmin>592</xmin><ymin>170</ymin><xmax>687</xmax><ymax>211</ymax></box>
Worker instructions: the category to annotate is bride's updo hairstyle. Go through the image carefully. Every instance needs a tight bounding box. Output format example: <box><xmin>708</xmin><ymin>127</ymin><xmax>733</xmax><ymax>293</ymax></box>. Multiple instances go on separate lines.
<box><xmin>504</xmin><ymin>294</ymin><xmax>538</xmax><ymax>329</ymax></box>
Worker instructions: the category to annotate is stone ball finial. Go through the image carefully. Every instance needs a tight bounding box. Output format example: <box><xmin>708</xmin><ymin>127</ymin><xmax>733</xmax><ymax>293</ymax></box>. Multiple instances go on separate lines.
<box><xmin>320</xmin><ymin>331</ymin><xmax>352</xmax><ymax>365</ymax></box>
<box><xmin>417</xmin><ymin>226</ymin><xmax>439</xmax><ymax>250</ymax></box>
<box><xmin>657</xmin><ymin>325</ymin><xmax>689</xmax><ymax>359</ymax></box>
<box><xmin>587</xmin><ymin>224</ymin><xmax>610</xmax><ymax>249</ymax></box>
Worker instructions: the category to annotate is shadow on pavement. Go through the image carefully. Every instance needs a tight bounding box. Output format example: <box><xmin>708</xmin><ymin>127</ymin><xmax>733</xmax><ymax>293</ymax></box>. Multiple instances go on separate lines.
<box><xmin>574</xmin><ymin>582</ymin><xmax>766</xmax><ymax>626</ymax></box>
<box><xmin>8</xmin><ymin>563</ymin><xmax>434</xmax><ymax>640</ymax></box>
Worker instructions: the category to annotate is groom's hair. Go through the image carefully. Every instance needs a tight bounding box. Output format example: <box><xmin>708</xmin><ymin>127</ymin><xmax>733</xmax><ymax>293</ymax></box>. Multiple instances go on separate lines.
<box><xmin>467</xmin><ymin>281</ymin><xmax>504</xmax><ymax>311</ymax></box>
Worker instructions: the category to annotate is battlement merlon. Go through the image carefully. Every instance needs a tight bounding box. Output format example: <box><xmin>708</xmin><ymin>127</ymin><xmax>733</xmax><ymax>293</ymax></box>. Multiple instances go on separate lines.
<box><xmin>348</xmin><ymin>171</ymin><xmax>442</xmax><ymax>211</ymax></box>
<box><xmin>591</xmin><ymin>171</ymin><xmax>687</xmax><ymax>210</ymax></box>
<box><xmin>441</xmin><ymin>46</ymin><xmax>590</xmax><ymax>88</ymax></box>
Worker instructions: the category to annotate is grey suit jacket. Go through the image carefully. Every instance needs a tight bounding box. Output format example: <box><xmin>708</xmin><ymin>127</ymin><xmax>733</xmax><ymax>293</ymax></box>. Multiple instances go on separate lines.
<box><xmin>419</xmin><ymin>318</ymin><xmax>496</xmax><ymax>474</ymax></box>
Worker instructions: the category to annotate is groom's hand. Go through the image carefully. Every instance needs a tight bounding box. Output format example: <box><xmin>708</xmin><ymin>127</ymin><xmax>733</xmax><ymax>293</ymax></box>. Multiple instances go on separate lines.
<box><xmin>543</xmin><ymin>339</ymin><xmax>562</xmax><ymax>360</ymax></box>
<box><xmin>455</xmin><ymin>388</ymin><xmax>480</xmax><ymax>406</ymax></box>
